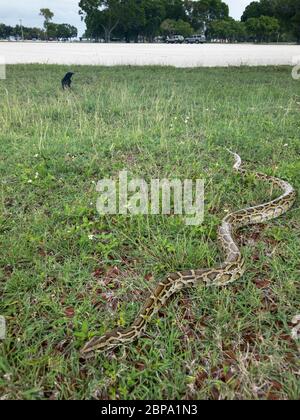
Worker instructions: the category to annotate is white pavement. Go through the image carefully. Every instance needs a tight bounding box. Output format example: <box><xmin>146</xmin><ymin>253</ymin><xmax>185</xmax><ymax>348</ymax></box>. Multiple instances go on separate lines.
<box><xmin>1</xmin><ymin>42</ymin><xmax>300</xmax><ymax>67</ymax></box>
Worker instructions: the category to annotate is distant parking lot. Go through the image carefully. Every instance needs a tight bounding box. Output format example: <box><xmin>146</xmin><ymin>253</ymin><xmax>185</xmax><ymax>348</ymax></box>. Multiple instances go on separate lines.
<box><xmin>1</xmin><ymin>42</ymin><xmax>300</xmax><ymax>67</ymax></box>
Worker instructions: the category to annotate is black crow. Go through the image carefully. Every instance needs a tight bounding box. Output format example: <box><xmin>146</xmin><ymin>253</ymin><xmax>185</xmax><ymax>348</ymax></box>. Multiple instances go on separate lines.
<box><xmin>61</xmin><ymin>72</ymin><xmax>74</xmax><ymax>89</ymax></box>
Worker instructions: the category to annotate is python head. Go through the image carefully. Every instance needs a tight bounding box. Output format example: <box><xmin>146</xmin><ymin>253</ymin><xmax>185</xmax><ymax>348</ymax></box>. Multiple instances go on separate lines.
<box><xmin>80</xmin><ymin>328</ymin><xmax>130</xmax><ymax>358</ymax></box>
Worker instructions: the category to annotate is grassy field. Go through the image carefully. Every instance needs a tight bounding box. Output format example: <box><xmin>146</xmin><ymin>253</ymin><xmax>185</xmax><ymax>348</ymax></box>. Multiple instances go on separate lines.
<box><xmin>0</xmin><ymin>65</ymin><xmax>299</xmax><ymax>400</ymax></box>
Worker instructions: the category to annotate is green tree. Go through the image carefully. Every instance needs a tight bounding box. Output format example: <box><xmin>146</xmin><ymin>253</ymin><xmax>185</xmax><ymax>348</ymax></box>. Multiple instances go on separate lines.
<box><xmin>291</xmin><ymin>11</ymin><xmax>300</xmax><ymax>42</ymax></box>
<box><xmin>67</xmin><ymin>24</ymin><xmax>78</xmax><ymax>39</ymax></box>
<box><xmin>234</xmin><ymin>20</ymin><xmax>247</xmax><ymax>42</ymax></box>
<box><xmin>39</xmin><ymin>8</ymin><xmax>54</xmax><ymax>39</ymax></box>
<box><xmin>41</xmin><ymin>21</ymin><xmax>78</xmax><ymax>41</ymax></box>
<box><xmin>79</xmin><ymin>0</ymin><xmax>231</xmax><ymax>42</ymax></box>
<box><xmin>0</xmin><ymin>23</ymin><xmax>14</xmax><ymax>39</ymax></box>
<box><xmin>118</xmin><ymin>0</ymin><xmax>146</xmax><ymax>42</ymax></box>
<box><xmin>164</xmin><ymin>0</ymin><xmax>187</xmax><ymax>21</ymax></box>
<box><xmin>174</xmin><ymin>19</ymin><xmax>193</xmax><ymax>37</ymax></box>
<box><xmin>160</xmin><ymin>18</ymin><xmax>193</xmax><ymax>37</ymax></box>
<box><xmin>45</xmin><ymin>22</ymin><xmax>58</xmax><ymax>39</ymax></box>
<box><xmin>39</xmin><ymin>9</ymin><xmax>53</xmax><ymax>27</ymax></box>
<box><xmin>275</xmin><ymin>0</ymin><xmax>300</xmax><ymax>41</ymax></box>
<box><xmin>39</xmin><ymin>7</ymin><xmax>54</xmax><ymax>26</ymax></box>
<box><xmin>207</xmin><ymin>18</ymin><xmax>245</xmax><ymax>42</ymax></box>
<box><xmin>246</xmin><ymin>15</ymin><xmax>280</xmax><ymax>42</ymax></box>
<box><xmin>241</xmin><ymin>0</ymin><xmax>300</xmax><ymax>42</ymax></box>
<box><xmin>55</xmin><ymin>24</ymin><xmax>78</xmax><ymax>40</ymax></box>
<box><xmin>241</xmin><ymin>0</ymin><xmax>276</xmax><ymax>22</ymax></box>
<box><xmin>185</xmin><ymin>0</ymin><xmax>229</xmax><ymax>31</ymax></box>
<box><xmin>27</xmin><ymin>27</ymin><xmax>44</xmax><ymax>40</ymax></box>
<box><xmin>79</xmin><ymin>0</ymin><xmax>122</xmax><ymax>42</ymax></box>
<box><xmin>160</xmin><ymin>18</ymin><xmax>177</xmax><ymax>36</ymax></box>
<box><xmin>142</xmin><ymin>0</ymin><xmax>166</xmax><ymax>41</ymax></box>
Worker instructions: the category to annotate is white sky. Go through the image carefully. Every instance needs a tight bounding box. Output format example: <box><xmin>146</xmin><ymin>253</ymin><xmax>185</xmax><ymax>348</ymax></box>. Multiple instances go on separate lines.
<box><xmin>0</xmin><ymin>0</ymin><xmax>252</xmax><ymax>37</ymax></box>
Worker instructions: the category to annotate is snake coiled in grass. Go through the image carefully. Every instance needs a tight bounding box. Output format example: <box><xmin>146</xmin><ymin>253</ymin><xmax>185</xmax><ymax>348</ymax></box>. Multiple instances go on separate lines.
<box><xmin>81</xmin><ymin>151</ymin><xmax>296</xmax><ymax>358</ymax></box>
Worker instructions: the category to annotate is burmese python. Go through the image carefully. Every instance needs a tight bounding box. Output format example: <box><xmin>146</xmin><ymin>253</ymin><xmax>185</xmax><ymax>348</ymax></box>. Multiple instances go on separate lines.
<box><xmin>81</xmin><ymin>151</ymin><xmax>296</xmax><ymax>358</ymax></box>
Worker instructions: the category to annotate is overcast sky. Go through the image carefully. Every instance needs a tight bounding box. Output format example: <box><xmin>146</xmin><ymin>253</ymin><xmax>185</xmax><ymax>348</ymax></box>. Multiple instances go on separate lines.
<box><xmin>0</xmin><ymin>0</ymin><xmax>252</xmax><ymax>37</ymax></box>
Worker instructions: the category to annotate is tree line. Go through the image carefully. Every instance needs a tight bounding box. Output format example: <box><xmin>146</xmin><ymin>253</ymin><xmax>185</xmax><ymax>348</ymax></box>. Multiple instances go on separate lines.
<box><xmin>242</xmin><ymin>0</ymin><xmax>300</xmax><ymax>42</ymax></box>
<box><xmin>79</xmin><ymin>0</ymin><xmax>300</xmax><ymax>43</ymax></box>
<box><xmin>0</xmin><ymin>8</ymin><xmax>77</xmax><ymax>41</ymax></box>
<box><xmin>0</xmin><ymin>1</ymin><xmax>299</xmax><ymax>43</ymax></box>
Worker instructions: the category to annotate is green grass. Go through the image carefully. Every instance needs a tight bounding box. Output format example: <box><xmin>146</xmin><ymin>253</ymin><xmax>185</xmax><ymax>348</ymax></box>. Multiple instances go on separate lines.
<box><xmin>0</xmin><ymin>65</ymin><xmax>299</xmax><ymax>400</ymax></box>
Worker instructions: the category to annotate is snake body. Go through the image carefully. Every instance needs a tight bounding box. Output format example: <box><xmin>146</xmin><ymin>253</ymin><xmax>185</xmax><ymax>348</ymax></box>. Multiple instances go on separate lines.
<box><xmin>81</xmin><ymin>152</ymin><xmax>296</xmax><ymax>357</ymax></box>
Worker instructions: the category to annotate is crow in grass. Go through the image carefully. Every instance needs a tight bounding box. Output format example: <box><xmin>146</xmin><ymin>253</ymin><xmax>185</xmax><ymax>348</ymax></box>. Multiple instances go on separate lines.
<box><xmin>61</xmin><ymin>72</ymin><xmax>74</xmax><ymax>89</ymax></box>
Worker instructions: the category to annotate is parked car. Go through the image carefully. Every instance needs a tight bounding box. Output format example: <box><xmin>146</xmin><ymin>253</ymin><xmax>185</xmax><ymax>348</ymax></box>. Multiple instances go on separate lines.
<box><xmin>166</xmin><ymin>35</ymin><xmax>184</xmax><ymax>44</ymax></box>
<box><xmin>185</xmin><ymin>34</ymin><xmax>206</xmax><ymax>44</ymax></box>
<box><xmin>154</xmin><ymin>36</ymin><xmax>164</xmax><ymax>43</ymax></box>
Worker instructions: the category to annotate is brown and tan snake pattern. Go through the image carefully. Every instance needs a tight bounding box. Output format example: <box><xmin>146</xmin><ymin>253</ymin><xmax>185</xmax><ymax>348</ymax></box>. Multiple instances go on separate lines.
<box><xmin>81</xmin><ymin>151</ymin><xmax>296</xmax><ymax>358</ymax></box>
